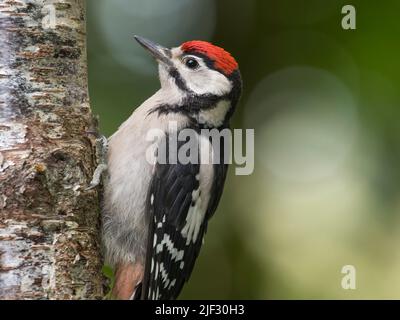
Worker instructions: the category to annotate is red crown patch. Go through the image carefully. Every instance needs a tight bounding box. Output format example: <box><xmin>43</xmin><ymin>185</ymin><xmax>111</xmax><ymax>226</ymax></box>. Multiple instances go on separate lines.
<box><xmin>181</xmin><ymin>41</ymin><xmax>238</xmax><ymax>75</ymax></box>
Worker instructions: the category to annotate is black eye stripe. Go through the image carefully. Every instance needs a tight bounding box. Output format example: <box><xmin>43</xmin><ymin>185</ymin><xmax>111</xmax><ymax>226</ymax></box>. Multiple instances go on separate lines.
<box><xmin>168</xmin><ymin>67</ymin><xmax>191</xmax><ymax>92</ymax></box>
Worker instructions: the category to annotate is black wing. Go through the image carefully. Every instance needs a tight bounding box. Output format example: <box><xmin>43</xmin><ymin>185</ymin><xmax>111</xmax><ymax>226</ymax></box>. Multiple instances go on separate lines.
<box><xmin>140</xmin><ymin>134</ymin><xmax>228</xmax><ymax>300</ymax></box>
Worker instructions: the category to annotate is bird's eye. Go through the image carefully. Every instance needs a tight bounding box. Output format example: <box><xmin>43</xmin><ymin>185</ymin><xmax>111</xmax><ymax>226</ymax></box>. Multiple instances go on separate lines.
<box><xmin>185</xmin><ymin>58</ymin><xmax>199</xmax><ymax>70</ymax></box>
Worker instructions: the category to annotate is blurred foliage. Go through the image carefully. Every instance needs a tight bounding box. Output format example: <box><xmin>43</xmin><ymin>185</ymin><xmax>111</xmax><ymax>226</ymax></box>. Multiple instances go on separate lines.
<box><xmin>87</xmin><ymin>0</ymin><xmax>400</xmax><ymax>299</ymax></box>
<box><xmin>101</xmin><ymin>265</ymin><xmax>115</xmax><ymax>299</ymax></box>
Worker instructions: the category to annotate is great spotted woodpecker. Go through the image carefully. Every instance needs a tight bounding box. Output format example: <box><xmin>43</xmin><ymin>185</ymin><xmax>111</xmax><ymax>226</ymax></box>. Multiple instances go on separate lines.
<box><xmin>102</xmin><ymin>36</ymin><xmax>242</xmax><ymax>299</ymax></box>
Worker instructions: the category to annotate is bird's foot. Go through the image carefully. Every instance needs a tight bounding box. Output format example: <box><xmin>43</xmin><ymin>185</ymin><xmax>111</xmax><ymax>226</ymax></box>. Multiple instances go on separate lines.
<box><xmin>86</xmin><ymin>131</ymin><xmax>109</xmax><ymax>190</ymax></box>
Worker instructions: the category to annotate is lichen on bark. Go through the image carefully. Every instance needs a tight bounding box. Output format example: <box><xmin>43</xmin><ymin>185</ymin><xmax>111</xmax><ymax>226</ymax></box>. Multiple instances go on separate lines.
<box><xmin>0</xmin><ymin>0</ymin><xmax>104</xmax><ymax>299</ymax></box>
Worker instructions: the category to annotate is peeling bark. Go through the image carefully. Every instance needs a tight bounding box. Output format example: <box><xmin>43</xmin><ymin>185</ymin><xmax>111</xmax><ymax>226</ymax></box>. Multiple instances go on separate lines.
<box><xmin>0</xmin><ymin>0</ymin><xmax>104</xmax><ymax>299</ymax></box>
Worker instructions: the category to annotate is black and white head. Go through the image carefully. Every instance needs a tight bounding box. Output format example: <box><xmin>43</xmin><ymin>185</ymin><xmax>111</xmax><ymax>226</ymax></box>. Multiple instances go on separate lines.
<box><xmin>134</xmin><ymin>36</ymin><xmax>242</xmax><ymax>128</ymax></box>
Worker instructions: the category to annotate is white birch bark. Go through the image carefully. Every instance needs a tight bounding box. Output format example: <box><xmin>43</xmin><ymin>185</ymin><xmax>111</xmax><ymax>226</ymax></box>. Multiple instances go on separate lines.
<box><xmin>0</xmin><ymin>0</ymin><xmax>104</xmax><ymax>299</ymax></box>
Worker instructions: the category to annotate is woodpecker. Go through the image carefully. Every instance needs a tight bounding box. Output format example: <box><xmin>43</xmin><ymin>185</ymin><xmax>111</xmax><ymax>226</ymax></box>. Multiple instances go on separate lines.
<box><xmin>102</xmin><ymin>36</ymin><xmax>242</xmax><ymax>300</ymax></box>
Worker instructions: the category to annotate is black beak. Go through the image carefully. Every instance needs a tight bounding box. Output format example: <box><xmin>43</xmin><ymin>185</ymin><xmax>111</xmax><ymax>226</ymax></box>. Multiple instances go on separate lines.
<box><xmin>134</xmin><ymin>35</ymin><xmax>172</xmax><ymax>67</ymax></box>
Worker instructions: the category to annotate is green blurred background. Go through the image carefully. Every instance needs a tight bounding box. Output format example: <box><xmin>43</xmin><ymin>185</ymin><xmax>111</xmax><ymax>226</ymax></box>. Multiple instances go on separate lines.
<box><xmin>86</xmin><ymin>0</ymin><xmax>400</xmax><ymax>299</ymax></box>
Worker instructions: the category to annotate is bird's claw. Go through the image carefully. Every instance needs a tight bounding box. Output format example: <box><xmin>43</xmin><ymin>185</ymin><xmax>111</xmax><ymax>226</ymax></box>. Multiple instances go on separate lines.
<box><xmin>86</xmin><ymin>133</ymin><xmax>109</xmax><ymax>190</ymax></box>
<box><xmin>86</xmin><ymin>163</ymin><xmax>108</xmax><ymax>190</ymax></box>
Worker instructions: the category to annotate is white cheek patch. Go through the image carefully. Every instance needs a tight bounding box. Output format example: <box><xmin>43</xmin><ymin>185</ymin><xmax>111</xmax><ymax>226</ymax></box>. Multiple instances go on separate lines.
<box><xmin>169</xmin><ymin>48</ymin><xmax>233</xmax><ymax>96</ymax></box>
<box><xmin>178</xmin><ymin>66</ymin><xmax>232</xmax><ymax>96</ymax></box>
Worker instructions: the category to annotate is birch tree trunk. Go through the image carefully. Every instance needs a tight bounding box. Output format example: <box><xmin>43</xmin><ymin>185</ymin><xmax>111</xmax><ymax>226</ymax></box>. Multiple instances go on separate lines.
<box><xmin>0</xmin><ymin>0</ymin><xmax>104</xmax><ymax>299</ymax></box>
